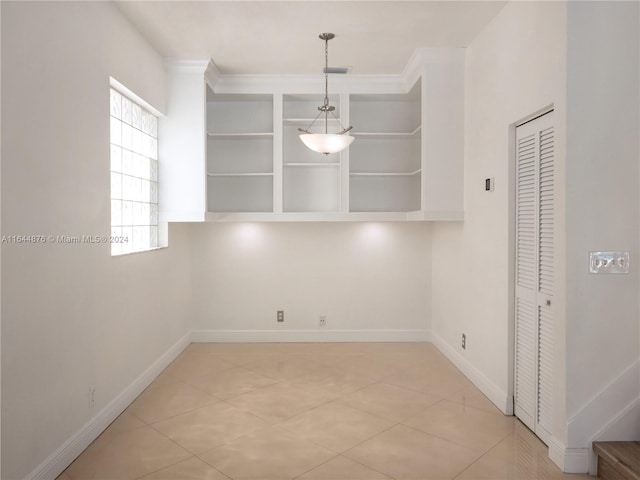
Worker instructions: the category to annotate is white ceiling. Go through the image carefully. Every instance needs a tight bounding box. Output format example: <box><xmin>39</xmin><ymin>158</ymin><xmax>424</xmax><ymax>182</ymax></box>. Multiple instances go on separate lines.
<box><xmin>115</xmin><ymin>1</ymin><xmax>507</xmax><ymax>75</ymax></box>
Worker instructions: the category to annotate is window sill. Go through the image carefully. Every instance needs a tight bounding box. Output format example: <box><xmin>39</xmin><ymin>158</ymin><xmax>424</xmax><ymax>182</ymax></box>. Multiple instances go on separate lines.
<box><xmin>111</xmin><ymin>245</ymin><xmax>168</xmax><ymax>257</ymax></box>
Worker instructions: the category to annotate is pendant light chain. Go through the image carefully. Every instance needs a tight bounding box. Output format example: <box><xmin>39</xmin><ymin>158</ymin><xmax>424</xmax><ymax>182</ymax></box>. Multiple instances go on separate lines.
<box><xmin>324</xmin><ymin>35</ymin><xmax>329</xmax><ymax>133</ymax></box>
<box><xmin>297</xmin><ymin>32</ymin><xmax>354</xmax><ymax>155</ymax></box>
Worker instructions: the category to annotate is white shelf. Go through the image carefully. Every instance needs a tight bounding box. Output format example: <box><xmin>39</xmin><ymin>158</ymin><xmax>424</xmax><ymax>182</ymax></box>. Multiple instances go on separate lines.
<box><xmin>206</xmin><ymin>212</ymin><xmax>413</xmax><ymax>222</ymax></box>
<box><xmin>205</xmin><ymin>211</ymin><xmax>464</xmax><ymax>222</ymax></box>
<box><xmin>350</xmin><ymin>169</ymin><xmax>421</xmax><ymax>177</ymax></box>
<box><xmin>351</xmin><ymin>125</ymin><xmax>421</xmax><ymax>139</ymax></box>
<box><xmin>284</xmin><ymin>117</ymin><xmax>342</xmax><ymax>126</ymax></box>
<box><xmin>284</xmin><ymin>162</ymin><xmax>340</xmax><ymax>167</ymax></box>
<box><xmin>207</xmin><ymin>172</ymin><xmax>273</xmax><ymax>177</ymax></box>
<box><xmin>208</xmin><ymin>132</ymin><xmax>274</xmax><ymax>139</ymax></box>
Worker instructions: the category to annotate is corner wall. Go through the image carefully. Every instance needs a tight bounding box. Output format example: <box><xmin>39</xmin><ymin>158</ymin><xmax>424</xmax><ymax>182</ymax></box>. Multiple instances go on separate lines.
<box><xmin>431</xmin><ymin>0</ymin><xmax>567</xmax><ymax>435</ymax></box>
<box><xmin>191</xmin><ymin>222</ymin><xmax>431</xmax><ymax>341</ymax></box>
<box><xmin>564</xmin><ymin>1</ymin><xmax>640</xmax><ymax>469</ymax></box>
<box><xmin>1</xmin><ymin>3</ymin><xmax>193</xmax><ymax>479</ymax></box>
<box><xmin>432</xmin><ymin>1</ymin><xmax>640</xmax><ymax>473</ymax></box>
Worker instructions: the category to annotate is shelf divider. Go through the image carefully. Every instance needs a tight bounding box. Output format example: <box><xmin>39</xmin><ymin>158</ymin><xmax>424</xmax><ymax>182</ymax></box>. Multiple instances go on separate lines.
<box><xmin>207</xmin><ymin>172</ymin><xmax>274</xmax><ymax>177</ymax></box>
<box><xmin>207</xmin><ymin>132</ymin><xmax>274</xmax><ymax>139</ymax></box>
<box><xmin>284</xmin><ymin>162</ymin><xmax>340</xmax><ymax>167</ymax></box>
<box><xmin>350</xmin><ymin>125</ymin><xmax>421</xmax><ymax>139</ymax></box>
<box><xmin>350</xmin><ymin>169</ymin><xmax>422</xmax><ymax>177</ymax></box>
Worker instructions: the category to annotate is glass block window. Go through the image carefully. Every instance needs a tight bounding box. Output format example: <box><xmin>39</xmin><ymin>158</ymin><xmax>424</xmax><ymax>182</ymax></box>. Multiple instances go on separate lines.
<box><xmin>110</xmin><ymin>88</ymin><xmax>159</xmax><ymax>255</ymax></box>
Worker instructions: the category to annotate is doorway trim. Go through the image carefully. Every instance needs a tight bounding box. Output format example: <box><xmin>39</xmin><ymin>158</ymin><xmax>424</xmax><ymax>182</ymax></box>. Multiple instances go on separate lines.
<box><xmin>507</xmin><ymin>104</ymin><xmax>555</xmax><ymax>419</ymax></box>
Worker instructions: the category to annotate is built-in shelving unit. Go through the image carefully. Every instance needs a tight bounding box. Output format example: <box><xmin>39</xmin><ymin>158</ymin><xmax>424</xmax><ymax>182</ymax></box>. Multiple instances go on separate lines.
<box><xmin>160</xmin><ymin>52</ymin><xmax>465</xmax><ymax>222</ymax></box>
<box><xmin>206</xmin><ymin>90</ymin><xmax>274</xmax><ymax>212</ymax></box>
<box><xmin>282</xmin><ymin>94</ymin><xmax>343</xmax><ymax>213</ymax></box>
<box><xmin>349</xmin><ymin>79</ymin><xmax>422</xmax><ymax>213</ymax></box>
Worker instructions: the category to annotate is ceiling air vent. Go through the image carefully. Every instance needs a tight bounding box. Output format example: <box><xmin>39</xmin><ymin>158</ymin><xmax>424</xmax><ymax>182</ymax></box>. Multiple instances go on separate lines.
<box><xmin>323</xmin><ymin>66</ymin><xmax>351</xmax><ymax>74</ymax></box>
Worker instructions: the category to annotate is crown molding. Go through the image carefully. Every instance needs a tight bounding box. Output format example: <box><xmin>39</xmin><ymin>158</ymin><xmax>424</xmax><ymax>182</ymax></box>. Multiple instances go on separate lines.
<box><xmin>164</xmin><ymin>48</ymin><xmax>466</xmax><ymax>94</ymax></box>
<box><xmin>204</xmin><ymin>59</ymin><xmax>222</xmax><ymax>88</ymax></box>
<box><xmin>163</xmin><ymin>58</ymin><xmax>211</xmax><ymax>73</ymax></box>
<box><xmin>211</xmin><ymin>73</ymin><xmax>409</xmax><ymax>94</ymax></box>
<box><xmin>205</xmin><ymin>47</ymin><xmax>465</xmax><ymax>94</ymax></box>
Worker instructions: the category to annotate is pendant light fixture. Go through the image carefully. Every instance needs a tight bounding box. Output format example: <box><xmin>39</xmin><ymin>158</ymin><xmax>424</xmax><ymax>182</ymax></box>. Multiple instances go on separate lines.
<box><xmin>298</xmin><ymin>33</ymin><xmax>354</xmax><ymax>155</ymax></box>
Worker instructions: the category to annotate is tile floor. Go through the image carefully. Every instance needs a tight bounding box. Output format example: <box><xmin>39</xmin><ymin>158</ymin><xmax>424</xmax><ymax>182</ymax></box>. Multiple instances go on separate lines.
<box><xmin>59</xmin><ymin>342</ymin><xmax>593</xmax><ymax>480</ymax></box>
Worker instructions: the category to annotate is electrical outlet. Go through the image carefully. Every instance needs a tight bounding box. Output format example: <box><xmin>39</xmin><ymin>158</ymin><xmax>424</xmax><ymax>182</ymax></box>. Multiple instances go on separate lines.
<box><xmin>277</xmin><ymin>310</ymin><xmax>284</xmax><ymax>322</ymax></box>
<box><xmin>485</xmin><ymin>177</ymin><xmax>494</xmax><ymax>191</ymax></box>
<box><xmin>461</xmin><ymin>333</ymin><xmax>466</xmax><ymax>350</ymax></box>
<box><xmin>319</xmin><ymin>315</ymin><xmax>326</xmax><ymax>327</ymax></box>
<box><xmin>89</xmin><ymin>386</ymin><xmax>96</xmax><ymax>408</ymax></box>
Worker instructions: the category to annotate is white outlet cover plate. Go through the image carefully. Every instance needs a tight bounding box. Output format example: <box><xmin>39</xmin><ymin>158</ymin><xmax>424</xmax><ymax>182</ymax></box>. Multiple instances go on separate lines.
<box><xmin>589</xmin><ymin>251</ymin><xmax>629</xmax><ymax>274</ymax></box>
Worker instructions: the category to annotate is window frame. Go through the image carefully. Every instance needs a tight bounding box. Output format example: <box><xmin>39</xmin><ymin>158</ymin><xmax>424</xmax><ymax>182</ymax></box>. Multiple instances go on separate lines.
<box><xmin>109</xmin><ymin>78</ymin><xmax>165</xmax><ymax>256</ymax></box>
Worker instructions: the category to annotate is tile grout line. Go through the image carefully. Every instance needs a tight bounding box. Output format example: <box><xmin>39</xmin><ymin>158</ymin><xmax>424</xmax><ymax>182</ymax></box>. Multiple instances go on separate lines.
<box><xmin>449</xmin><ymin>430</ymin><xmax>520</xmax><ymax>480</ymax></box>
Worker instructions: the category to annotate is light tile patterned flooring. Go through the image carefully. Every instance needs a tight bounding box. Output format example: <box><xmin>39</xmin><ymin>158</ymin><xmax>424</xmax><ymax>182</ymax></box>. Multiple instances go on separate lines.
<box><xmin>59</xmin><ymin>343</ymin><xmax>592</xmax><ymax>480</ymax></box>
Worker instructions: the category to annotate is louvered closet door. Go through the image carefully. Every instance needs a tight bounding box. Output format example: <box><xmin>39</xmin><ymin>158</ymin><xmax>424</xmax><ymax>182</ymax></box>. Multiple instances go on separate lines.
<box><xmin>514</xmin><ymin>111</ymin><xmax>554</xmax><ymax>445</ymax></box>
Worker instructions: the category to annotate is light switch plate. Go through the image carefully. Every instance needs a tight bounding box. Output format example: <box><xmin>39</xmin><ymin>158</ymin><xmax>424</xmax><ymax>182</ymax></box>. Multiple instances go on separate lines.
<box><xmin>589</xmin><ymin>251</ymin><xmax>629</xmax><ymax>274</ymax></box>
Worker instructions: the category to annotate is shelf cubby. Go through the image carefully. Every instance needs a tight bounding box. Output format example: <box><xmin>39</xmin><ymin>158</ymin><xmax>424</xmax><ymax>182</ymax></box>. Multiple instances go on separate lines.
<box><xmin>207</xmin><ymin>175</ymin><xmax>273</xmax><ymax>213</ymax></box>
<box><xmin>349</xmin><ymin>79</ymin><xmax>422</xmax><ymax>213</ymax></box>
<box><xmin>283</xmin><ymin>164</ymin><xmax>340</xmax><ymax>213</ymax></box>
<box><xmin>282</xmin><ymin>94</ymin><xmax>344</xmax><ymax>213</ymax></box>
<box><xmin>206</xmin><ymin>90</ymin><xmax>274</xmax><ymax>212</ymax></box>
<box><xmin>207</xmin><ymin>136</ymin><xmax>273</xmax><ymax>175</ymax></box>
<box><xmin>350</xmin><ymin>175</ymin><xmax>420</xmax><ymax>213</ymax></box>
<box><xmin>207</xmin><ymin>93</ymin><xmax>273</xmax><ymax>134</ymax></box>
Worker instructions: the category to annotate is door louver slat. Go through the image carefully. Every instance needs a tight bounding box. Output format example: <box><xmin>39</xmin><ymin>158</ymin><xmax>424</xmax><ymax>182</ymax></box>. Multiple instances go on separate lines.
<box><xmin>516</xmin><ymin>297</ymin><xmax>536</xmax><ymax>422</ymax></box>
<box><xmin>538</xmin><ymin>305</ymin><xmax>553</xmax><ymax>433</ymax></box>
<box><xmin>539</xmin><ymin>126</ymin><xmax>554</xmax><ymax>296</ymax></box>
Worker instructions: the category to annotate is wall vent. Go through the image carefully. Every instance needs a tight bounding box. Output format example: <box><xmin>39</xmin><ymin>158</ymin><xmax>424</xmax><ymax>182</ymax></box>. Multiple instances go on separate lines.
<box><xmin>323</xmin><ymin>66</ymin><xmax>351</xmax><ymax>74</ymax></box>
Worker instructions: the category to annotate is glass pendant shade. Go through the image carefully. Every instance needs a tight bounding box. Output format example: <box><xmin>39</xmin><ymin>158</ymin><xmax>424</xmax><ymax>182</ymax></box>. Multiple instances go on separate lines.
<box><xmin>299</xmin><ymin>133</ymin><xmax>355</xmax><ymax>154</ymax></box>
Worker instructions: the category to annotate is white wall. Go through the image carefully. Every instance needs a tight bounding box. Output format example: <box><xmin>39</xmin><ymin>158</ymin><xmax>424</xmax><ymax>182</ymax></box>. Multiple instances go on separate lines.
<box><xmin>1</xmin><ymin>3</ymin><xmax>193</xmax><ymax>479</ymax></box>
<box><xmin>421</xmin><ymin>49</ymin><xmax>465</xmax><ymax>216</ymax></box>
<box><xmin>432</xmin><ymin>0</ymin><xmax>640</xmax><ymax>473</ymax></box>
<box><xmin>0</xmin><ymin>2</ymin><xmax>3</xmax><ymax>476</ymax></box>
<box><xmin>191</xmin><ymin>222</ymin><xmax>431</xmax><ymax>340</ymax></box>
<box><xmin>564</xmin><ymin>0</ymin><xmax>640</xmax><ymax>453</ymax></box>
<box><xmin>431</xmin><ymin>0</ymin><xmax>567</xmax><ymax>433</ymax></box>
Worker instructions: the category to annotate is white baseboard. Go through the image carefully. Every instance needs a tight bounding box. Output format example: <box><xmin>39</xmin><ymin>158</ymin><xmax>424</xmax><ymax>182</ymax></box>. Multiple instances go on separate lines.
<box><xmin>430</xmin><ymin>331</ymin><xmax>512</xmax><ymax>415</ymax></box>
<box><xmin>588</xmin><ymin>394</ymin><xmax>640</xmax><ymax>474</ymax></box>
<box><xmin>566</xmin><ymin>359</ymin><xmax>640</xmax><ymax>474</ymax></box>
<box><xmin>548</xmin><ymin>438</ymin><xmax>589</xmax><ymax>474</ymax></box>
<box><xmin>564</xmin><ymin>449</ymin><xmax>590</xmax><ymax>474</ymax></box>
<box><xmin>548</xmin><ymin>439</ymin><xmax>565</xmax><ymax>471</ymax></box>
<box><xmin>191</xmin><ymin>329</ymin><xmax>431</xmax><ymax>343</ymax></box>
<box><xmin>547</xmin><ymin>360</ymin><xmax>640</xmax><ymax>474</ymax></box>
<box><xmin>547</xmin><ymin>400</ymin><xmax>640</xmax><ymax>475</ymax></box>
<box><xmin>568</xmin><ymin>360</ymin><xmax>639</xmax><ymax>445</ymax></box>
<box><xmin>27</xmin><ymin>332</ymin><xmax>191</xmax><ymax>480</ymax></box>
